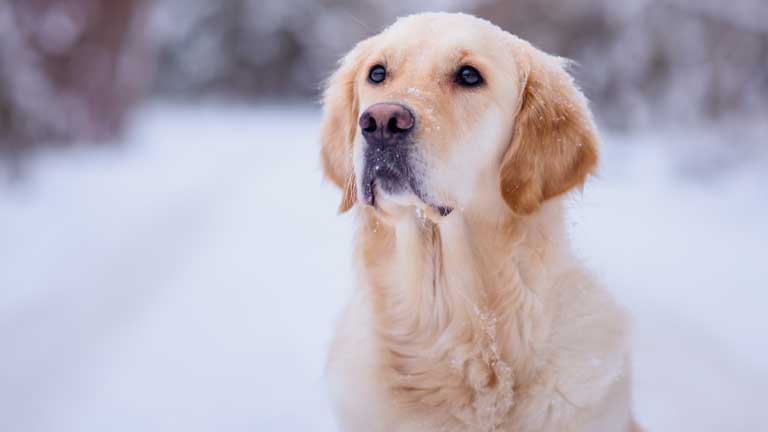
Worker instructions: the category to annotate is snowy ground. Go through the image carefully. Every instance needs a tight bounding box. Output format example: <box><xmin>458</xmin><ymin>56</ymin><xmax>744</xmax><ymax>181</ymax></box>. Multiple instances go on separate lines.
<box><xmin>0</xmin><ymin>104</ymin><xmax>765</xmax><ymax>431</ymax></box>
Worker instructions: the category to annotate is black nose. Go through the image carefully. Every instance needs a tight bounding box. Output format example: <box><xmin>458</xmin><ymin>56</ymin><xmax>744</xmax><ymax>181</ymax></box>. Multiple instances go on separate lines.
<box><xmin>359</xmin><ymin>103</ymin><xmax>414</xmax><ymax>142</ymax></box>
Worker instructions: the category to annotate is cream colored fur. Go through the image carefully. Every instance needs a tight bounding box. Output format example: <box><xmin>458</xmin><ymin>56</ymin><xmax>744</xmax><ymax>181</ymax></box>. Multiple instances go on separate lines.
<box><xmin>321</xmin><ymin>13</ymin><xmax>638</xmax><ymax>432</ymax></box>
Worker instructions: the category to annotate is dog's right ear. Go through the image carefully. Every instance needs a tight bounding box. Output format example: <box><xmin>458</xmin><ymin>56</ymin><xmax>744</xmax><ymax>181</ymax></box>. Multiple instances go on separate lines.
<box><xmin>320</xmin><ymin>38</ymin><xmax>373</xmax><ymax>213</ymax></box>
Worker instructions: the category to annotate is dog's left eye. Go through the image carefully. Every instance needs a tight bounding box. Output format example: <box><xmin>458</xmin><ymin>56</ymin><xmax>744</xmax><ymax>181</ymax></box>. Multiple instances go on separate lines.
<box><xmin>456</xmin><ymin>66</ymin><xmax>483</xmax><ymax>87</ymax></box>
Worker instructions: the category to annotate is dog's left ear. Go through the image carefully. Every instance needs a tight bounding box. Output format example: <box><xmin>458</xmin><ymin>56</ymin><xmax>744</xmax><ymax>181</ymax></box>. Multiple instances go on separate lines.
<box><xmin>320</xmin><ymin>38</ymin><xmax>373</xmax><ymax>213</ymax></box>
<box><xmin>500</xmin><ymin>40</ymin><xmax>599</xmax><ymax>215</ymax></box>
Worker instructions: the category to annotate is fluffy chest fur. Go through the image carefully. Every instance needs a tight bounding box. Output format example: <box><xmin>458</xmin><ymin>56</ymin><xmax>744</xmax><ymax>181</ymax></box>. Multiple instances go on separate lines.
<box><xmin>327</xmin><ymin>203</ymin><xmax>631</xmax><ymax>432</ymax></box>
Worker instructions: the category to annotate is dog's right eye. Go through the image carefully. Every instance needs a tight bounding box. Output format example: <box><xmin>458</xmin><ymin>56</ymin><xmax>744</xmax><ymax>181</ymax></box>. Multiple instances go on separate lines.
<box><xmin>368</xmin><ymin>65</ymin><xmax>387</xmax><ymax>84</ymax></box>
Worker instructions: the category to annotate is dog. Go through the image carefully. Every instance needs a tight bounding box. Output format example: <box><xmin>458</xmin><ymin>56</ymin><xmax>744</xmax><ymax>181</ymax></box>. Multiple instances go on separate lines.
<box><xmin>320</xmin><ymin>13</ymin><xmax>638</xmax><ymax>432</ymax></box>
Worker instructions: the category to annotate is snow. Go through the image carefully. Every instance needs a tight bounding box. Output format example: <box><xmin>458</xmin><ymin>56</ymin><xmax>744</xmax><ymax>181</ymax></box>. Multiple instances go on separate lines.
<box><xmin>0</xmin><ymin>104</ymin><xmax>766</xmax><ymax>431</ymax></box>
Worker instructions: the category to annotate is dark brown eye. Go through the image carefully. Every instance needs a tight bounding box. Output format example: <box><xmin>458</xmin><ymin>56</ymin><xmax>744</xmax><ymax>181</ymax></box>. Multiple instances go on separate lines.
<box><xmin>456</xmin><ymin>66</ymin><xmax>483</xmax><ymax>87</ymax></box>
<box><xmin>368</xmin><ymin>65</ymin><xmax>386</xmax><ymax>84</ymax></box>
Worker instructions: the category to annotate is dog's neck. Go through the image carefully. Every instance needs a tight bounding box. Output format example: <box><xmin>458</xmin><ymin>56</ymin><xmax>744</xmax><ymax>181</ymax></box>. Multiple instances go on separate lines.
<box><xmin>357</xmin><ymin>201</ymin><xmax>570</xmax><ymax>429</ymax></box>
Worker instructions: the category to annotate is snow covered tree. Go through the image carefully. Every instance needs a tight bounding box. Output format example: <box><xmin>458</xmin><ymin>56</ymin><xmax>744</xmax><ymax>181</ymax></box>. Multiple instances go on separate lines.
<box><xmin>0</xmin><ymin>0</ymin><xmax>150</xmax><ymax>172</ymax></box>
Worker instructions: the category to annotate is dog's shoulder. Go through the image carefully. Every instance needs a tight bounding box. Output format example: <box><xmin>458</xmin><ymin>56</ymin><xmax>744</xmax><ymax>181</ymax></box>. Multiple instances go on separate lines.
<box><xmin>516</xmin><ymin>268</ymin><xmax>631</xmax><ymax>431</ymax></box>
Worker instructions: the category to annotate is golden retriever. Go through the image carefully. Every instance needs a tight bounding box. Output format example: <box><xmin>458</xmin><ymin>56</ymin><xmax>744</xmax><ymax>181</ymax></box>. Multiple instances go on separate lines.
<box><xmin>320</xmin><ymin>13</ymin><xmax>638</xmax><ymax>432</ymax></box>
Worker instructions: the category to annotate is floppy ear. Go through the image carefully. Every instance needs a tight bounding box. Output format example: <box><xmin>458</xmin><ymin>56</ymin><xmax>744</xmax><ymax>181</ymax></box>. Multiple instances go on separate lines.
<box><xmin>320</xmin><ymin>39</ymin><xmax>372</xmax><ymax>213</ymax></box>
<box><xmin>500</xmin><ymin>42</ymin><xmax>599</xmax><ymax>215</ymax></box>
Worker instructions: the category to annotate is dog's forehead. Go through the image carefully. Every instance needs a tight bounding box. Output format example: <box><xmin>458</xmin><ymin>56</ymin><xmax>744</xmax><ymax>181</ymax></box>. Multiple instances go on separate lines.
<box><xmin>374</xmin><ymin>13</ymin><xmax>505</xmax><ymax>64</ymax></box>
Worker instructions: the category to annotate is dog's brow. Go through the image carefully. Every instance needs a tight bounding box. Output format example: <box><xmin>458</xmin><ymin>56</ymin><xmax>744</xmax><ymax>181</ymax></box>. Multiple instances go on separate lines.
<box><xmin>453</xmin><ymin>48</ymin><xmax>473</xmax><ymax>63</ymax></box>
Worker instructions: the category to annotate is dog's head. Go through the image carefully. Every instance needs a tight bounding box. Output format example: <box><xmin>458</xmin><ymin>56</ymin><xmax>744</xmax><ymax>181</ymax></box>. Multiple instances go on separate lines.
<box><xmin>321</xmin><ymin>13</ymin><xmax>598</xmax><ymax>220</ymax></box>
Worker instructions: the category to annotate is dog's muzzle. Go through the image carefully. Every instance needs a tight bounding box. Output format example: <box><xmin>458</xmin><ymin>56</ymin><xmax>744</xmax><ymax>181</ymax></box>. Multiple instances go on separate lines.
<box><xmin>358</xmin><ymin>102</ymin><xmax>452</xmax><ymax>216</ymax></box>
<box><xmin>359</xmin><ymin>103</ymin><xmax>414</xmax><ymax>207</ymax></box>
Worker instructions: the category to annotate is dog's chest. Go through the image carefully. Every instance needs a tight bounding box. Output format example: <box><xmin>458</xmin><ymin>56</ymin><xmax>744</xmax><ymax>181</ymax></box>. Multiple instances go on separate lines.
<box><xmin>330</xmin><ymin>216</ymin><xmax>629</xmax><ymax>431</ymax></box>
<box><xmin>329</xmin><ymin>275</ymin><xmax>630</xmax><ymax>432</ymax></box>
<box><xmin>384</xmin><ymin>319</ymin><xmax>518</xmax><ymax>431</ymax></box>
<box><xmin>368</xmin><ymin>271</ymin><xmax>549</xmax><ymax>431</ymax></box>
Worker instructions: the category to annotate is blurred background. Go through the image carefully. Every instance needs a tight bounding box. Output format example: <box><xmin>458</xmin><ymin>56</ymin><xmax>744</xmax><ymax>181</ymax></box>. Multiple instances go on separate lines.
<box><xmin>0</xmin><ymin>1</ymin><xmax>766</xmax><ymax>431</ymax></box>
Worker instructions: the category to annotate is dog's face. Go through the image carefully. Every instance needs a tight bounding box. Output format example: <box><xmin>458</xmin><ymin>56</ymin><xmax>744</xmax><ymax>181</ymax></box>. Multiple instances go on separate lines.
<box><xmin>321</xmin><ymin>13</ymin><xmax>598</xmax><ymax>220</ymax></box>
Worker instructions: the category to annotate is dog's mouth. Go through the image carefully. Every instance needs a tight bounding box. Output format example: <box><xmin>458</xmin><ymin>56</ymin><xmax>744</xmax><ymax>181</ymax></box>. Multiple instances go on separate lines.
<box><xmin>363</xmin><ymin>169</ymin><xmax>452</xmax><ymax>217</ymax></box>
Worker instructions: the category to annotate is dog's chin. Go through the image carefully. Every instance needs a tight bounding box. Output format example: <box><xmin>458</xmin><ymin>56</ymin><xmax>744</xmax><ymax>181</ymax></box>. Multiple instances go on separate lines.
<box><xmin>365</xmin><ymin>181</ymin><xmax>453</xmax><ymax>222</ymax></box>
